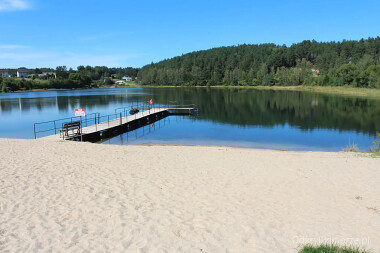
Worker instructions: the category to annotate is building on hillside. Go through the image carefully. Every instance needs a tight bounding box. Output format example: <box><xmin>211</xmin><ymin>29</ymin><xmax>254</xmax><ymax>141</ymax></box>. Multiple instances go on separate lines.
<box><xmin>38</xmin><ymin>72</ymin><xmax>56</xmax><ymax>78</ymax></box>
<box><xmin>115</xmin><ymin>80</ymin><xmax>127</xmax><ymax>85</ymax></box>
<box><xmin>17</xmin><ymin>69</ymin><xmax>28</xmax><ymax>78</ymax></box>
<box><xmin>311</xmin><ymin>69</ymin><xmax>320</xmax><ymax>76</ymax></box>
<box><xmin>122</xmin><ymin>76</ymin><xmax>132</xmax><ymax>81</ymax></box>
<box><xmin>0</xmin><ymin>69</ymin><xmax>11</xmax><ymax>77</ymax></box>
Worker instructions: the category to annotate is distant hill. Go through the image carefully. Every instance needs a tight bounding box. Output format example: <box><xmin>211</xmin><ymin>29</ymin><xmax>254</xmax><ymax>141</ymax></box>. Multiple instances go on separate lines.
<box><xmin>137</xmin><ymin>37</ymin><xmax>380</xmax><ymax>88</ymax></box>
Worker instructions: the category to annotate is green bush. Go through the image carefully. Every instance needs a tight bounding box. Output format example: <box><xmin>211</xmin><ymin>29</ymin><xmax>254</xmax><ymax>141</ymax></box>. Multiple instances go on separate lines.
<box><xmin>299</xmin><ymin>244</ymin><xmax>371</xmax><ymax>253</ymax></box>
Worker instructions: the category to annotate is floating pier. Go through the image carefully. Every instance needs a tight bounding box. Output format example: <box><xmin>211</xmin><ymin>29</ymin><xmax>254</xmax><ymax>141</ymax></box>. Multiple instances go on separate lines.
<box><xmin>36</xmin><ymin>103</ymin><xmax>197</xmax><ymax>142</ymax></box>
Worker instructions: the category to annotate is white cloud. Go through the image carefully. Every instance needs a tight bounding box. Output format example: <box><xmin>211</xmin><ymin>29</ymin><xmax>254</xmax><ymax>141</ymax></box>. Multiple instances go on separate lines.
<box><xmin>0</xmin><ymin>44</ymin><xmax>29</xmax><ymax>49</ymax></box>
<box><xmin>0</xmin><ymin>0</ymin><xmax>31</xmax><ymax>11</ymax></box>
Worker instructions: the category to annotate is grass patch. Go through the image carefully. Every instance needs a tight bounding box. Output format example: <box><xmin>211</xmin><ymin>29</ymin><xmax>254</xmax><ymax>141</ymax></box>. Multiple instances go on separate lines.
<box><xmin>343</xmin><ymin>143</ymin><xmax>358</xmax><ymax>152</ymax></box>
<box><xmin>368</xmin><ymin>132</ymin><xmax>380</xmax><ymax>157</ymax></box>
<box><xmin>342</xmin><ymin>133</ymin><xmax>380</xmax><ymax>157</ymax></box>
<box><xmin>370</xmin><ymin>151</ymin><xmax>380</xmax><ymax>158</ymax></box>
<box><xmin>246</xmin><ymin>85</ymin><xmax>380</xmax><ymax>99</ymax></box>
<box><xmin>299</xmin><ymin>244</ymin><xmax>371</xmax><ymax>253</ymax></box>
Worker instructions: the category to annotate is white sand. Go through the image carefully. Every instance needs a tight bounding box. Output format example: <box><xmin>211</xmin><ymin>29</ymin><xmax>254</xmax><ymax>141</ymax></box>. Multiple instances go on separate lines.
<box><xmin>0</xmin><ymin>138</ymin><xmax>379</xmax><ymax>252</ymax></box>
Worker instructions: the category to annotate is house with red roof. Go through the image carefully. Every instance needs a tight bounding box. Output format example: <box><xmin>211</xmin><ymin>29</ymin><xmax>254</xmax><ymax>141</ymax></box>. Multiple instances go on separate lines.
<box><xmin>17</xmin><ymin>69</ymin><xmax>28</xmax><ymax>78</ymax></box>
<box><xmin>0</xmin><ymin>69</ymin><xmax>11</xmax><ymax>77</ymax></box>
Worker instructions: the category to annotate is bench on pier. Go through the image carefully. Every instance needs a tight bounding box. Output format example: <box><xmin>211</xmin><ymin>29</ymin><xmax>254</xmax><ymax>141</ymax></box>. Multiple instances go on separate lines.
<box><xmin>60</xmin><ymin>121</ymin><xmax>81</xmax><ymax>139</ymax></box>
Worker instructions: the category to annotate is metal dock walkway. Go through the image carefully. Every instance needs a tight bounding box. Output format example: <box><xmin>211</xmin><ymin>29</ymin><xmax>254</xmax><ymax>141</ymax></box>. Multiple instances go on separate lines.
<box><xmin>37</xmin><ymin>104</ymin><xmax>197</xmax><ymax>142</ymax></box>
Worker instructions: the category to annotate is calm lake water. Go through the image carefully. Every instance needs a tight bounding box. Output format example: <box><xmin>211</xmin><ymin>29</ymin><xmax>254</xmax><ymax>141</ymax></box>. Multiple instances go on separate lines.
<box><xmin>0</xmin><ymin>87</ymin><xmax>379</xmax><ymax>151</ymax></box>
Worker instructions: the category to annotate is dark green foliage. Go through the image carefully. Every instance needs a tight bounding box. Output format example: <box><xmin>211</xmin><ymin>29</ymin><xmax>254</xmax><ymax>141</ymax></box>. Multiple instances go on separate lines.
<box><xmin>49</xmin><ymin>76</ymin><xmax>91</xmax><ymax>89</ymax></box>
<box><xmin>299</xmin><ymin>244</ymin><xmax>371</xmax><ymax>253</ymax></box>
<box><xmin>56</xmin><ymin>66</ymin><xmax>69</xmax><ymax>79</ymax></box>
<box><xmin>103</xmin><ymin>77</ymin><xmax>114</xmax><ymax>85</ymax></box>
<box><xmin>0</xmin><ymin>77</ymin><xmax>45</xmax><ymax>91</ymax></box>
<box><xmin>0</xmin><ymin>75</ymin><xmax>92</xmax><ymax>91</ymax></box>
<box><xmin>0</xmin><ymin>66</ymin><xmax>138</xmax><ymax>92</ymax></box>
<box><xmin>138</xmin><ymin>37</ymin><xmax>380</xmax><ymax>88</ymax></box>
<box><xmin>77</xmin><ymin>65</ymin><xmax>138</xmax><ymax>80</ymax></box>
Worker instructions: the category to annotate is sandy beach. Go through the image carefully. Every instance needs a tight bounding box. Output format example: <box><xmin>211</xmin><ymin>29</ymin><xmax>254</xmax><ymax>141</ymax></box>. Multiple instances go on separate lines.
<box><xmin>0</xmin><ymin>138</ymin><xmax>379</xmax><ymax>252</ymax></box>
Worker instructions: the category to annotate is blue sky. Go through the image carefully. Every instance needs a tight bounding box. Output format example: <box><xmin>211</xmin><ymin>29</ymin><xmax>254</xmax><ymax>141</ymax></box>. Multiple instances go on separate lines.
<box><xmin>0</xmin><ymin>0</ymin><xmax>379</xmax><ymax>69</ymax></box>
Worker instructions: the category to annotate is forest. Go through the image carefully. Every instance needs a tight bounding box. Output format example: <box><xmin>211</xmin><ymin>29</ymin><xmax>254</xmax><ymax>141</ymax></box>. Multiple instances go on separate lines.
<box><xmin>137</xmin><ymin>37</ymin><xmax>380</xmax><ymax>88</ymax></box>
<box><xmin>0</xmin><ymin>66</ymin><xmax>138</xmax><ymax>92</ymax></box>
<box><xmin>2</xmin><ymin>37</ymin><xmax>380</xmax><ymax>92</ymax></box>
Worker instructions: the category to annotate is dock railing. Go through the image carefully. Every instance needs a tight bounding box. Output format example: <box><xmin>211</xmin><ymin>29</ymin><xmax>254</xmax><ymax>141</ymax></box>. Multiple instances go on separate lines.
<box><xmin>33</xmin><ymin>113</ymin><xmax>98</xmax><ymax>139</ymax></box>
<box><xmin>33</xmin><ymin>101</ymin><xmax>197</xmax><ymax>139</ymax></box>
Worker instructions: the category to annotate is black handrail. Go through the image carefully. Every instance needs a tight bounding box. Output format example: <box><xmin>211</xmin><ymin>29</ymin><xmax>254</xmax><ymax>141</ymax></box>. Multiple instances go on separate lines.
<box><xmin>33</xmin><ymin>101</ymin><xmax>197</xmax><ymax>139</ymax></box>
<box><xmin>34</xmin><ymin>112</ymin><xmax>98</xmax><ymax>139</ymax></box>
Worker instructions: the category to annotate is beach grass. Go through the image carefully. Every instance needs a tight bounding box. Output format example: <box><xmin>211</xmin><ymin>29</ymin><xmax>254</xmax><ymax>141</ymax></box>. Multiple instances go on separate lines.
<box><xmin>299</xmin><ymin>244</ymin><xmax>371</xmax><ymax>253</ymax></box>
<box><xmin>247</xmin><ymin>85</ymin><xmax>380</xmax><ymax>99</ymax></box>
<box><xmin>172</xmin><ymin>85</ymin><xmax>380</xmax><ymax>99</ymax></box>
<box><xmin>343</xmin><ymin>143</ymin><xmax>358</xmax><ymax>152</ymax></box>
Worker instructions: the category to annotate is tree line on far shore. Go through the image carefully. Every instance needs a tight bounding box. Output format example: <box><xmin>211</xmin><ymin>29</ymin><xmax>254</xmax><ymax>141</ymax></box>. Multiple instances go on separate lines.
<box><xmin>1</xmin><ymin>37</ymin><xmax>380</xmax><ymax>92</ymax></box>
<box><xmin>137</xmin><ymin>37</ymin><xmax>380</xmax><ymax>88</ymax></box>
<box><xmin>0</xmin><ymin>66</ymin><xmax>138</xmax><ymax>92</ymax></box>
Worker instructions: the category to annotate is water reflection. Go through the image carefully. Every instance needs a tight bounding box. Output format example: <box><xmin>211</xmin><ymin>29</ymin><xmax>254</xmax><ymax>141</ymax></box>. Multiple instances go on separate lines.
<box><xmin>0</xmin><ymin>88</ymin><xmax>145</xmax><ymax>113</ymax></box>
<box><xmin>0</xmin><ymin>87</ymin><xmax>379</xmax><ymax>146</ymax></box>
<box><xmin>149</xmin><ymin>88</ymin><xmax>380</xmax><ymax>135</ymax></box>
<box><xmin>101</xmin><ymin>116</ymin><xmax>173</xmax><ymax>145</ymax></box>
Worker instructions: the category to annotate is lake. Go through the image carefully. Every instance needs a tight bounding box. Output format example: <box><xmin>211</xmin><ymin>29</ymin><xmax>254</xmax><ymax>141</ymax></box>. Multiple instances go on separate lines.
<box><xmin>0</xmin><ymin>87</ymin><xmax>379</xmax><ymax>151</ymax></box>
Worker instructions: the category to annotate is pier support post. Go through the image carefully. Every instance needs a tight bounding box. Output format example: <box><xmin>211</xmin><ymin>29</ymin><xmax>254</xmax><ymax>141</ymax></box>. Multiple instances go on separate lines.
<box><xmin>95</xmin><ymin>114</ymin><xmax>97</xmax><ymax>131</ymax></box>
<box><xmin>80</xmin><ymin>116</ymin><xmax>83</xmax><ymax>142</ymax></box>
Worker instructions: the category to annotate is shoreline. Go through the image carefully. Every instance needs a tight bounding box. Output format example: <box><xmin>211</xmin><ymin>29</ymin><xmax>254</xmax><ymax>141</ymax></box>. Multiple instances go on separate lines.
<box><xmin>2</xmin><ymin>85</ymin><xmax>380</xmax><ymax>99</ymax></box>
<box><xmin>1</xmin><ymin>138</ymin><xmax>379</xmax><ymax>252</ymax></box>
<box><xmin>135</xmin><ymin>85</ymin><xmax>380</xmax><ymax>99</ymax></box>
<box><xmin>207</xmin><ymin>85</ymin><xmax>380</xmax><ymax>99</ymax></box>
<box><xmin>109</xmin><ymin>142</ymin><xmax>375</xmax><ymax>154</ymax></box>
<box><xmin>4</xmin><ymin>136</ymin><xmax>378</xmax><ymax>153</ymax></box>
